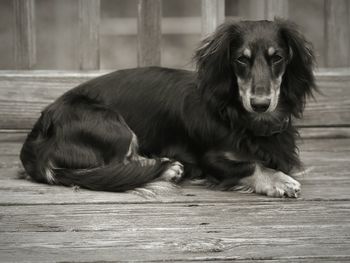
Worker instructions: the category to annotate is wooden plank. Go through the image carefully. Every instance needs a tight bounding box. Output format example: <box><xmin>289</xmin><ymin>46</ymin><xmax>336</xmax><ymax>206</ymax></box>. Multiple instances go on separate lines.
<box><xmin>201</xmin><ymin>0</ymin><xmax>225</xmax><ymax>37</ymax></box>
<box><xmin>0</xmin><ymin>71</ymin><xmax>106</xmax><ymax>130</ymax></box>
<box><xmin>1</xmin><ymin>172</ymin><xmax>350</xmax><ymax>204</ymax></box>
<box><xmin>0</xmin><ymin>69</ymin><xmax>349</xmax><ymax>130</ymax></box>
<box><xmin>0</xmin><ymin>202</ymin><xmax>349</xmax><ymax>262</ymax></box>
<box><xmin>13</xmin><ymin>0</ymin><xmax>36</xmax><ymax>69</ymax></box>
<box><xmin>299</xmin><ymin>127</ymin><xmax>350</xmax><ymax>139</ymax></box>
<box><xmin>137</xmin><ymin>0</ymin><xmax>162</xmax><ymax>67</ymax></box>
<box><xmin>299</xmin><ymin>72</ymin><xmax>350</xmax><ymax>126</ymax></box>
<box><xmin>78</xmin><ymin>0</ymin><xmax>100</xmax><ymax>70</ymax></box>
<box><xmin>324</xmin><ymin>0</ymin><xmax>350</xmax><ymax>67</ymax></box>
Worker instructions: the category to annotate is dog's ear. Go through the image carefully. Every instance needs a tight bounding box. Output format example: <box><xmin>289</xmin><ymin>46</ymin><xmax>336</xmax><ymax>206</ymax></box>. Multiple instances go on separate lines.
<box><xmin>276</xmin><ymin>19</ymin><xmax>317</xmax><ymax>118</ymax></box>
<box><xmin>193</xmin><ymin>22</ymin><xmax>241</xmax><ymax>107</ymax></box>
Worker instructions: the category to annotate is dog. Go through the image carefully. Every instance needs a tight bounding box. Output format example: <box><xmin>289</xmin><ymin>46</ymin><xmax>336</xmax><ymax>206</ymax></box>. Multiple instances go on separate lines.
<box><xmin>20</xmin><ymin>19</ymin><xmax>316</xmax><ymax>197</ymax></box>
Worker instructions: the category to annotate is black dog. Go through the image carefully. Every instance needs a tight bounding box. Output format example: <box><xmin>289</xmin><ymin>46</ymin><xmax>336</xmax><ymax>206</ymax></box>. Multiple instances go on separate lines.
<box><xmin>20</xmin><ymin>19</ymin><xmax>316</xmax><ymax>197</ymax></box>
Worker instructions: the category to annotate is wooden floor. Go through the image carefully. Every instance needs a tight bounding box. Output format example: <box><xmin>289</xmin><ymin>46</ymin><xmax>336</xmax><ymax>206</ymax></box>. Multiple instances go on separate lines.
<box><xmin>0</xmin><ymin>132</ymin><xmax>349</xmax><ymax>262</ymax></box>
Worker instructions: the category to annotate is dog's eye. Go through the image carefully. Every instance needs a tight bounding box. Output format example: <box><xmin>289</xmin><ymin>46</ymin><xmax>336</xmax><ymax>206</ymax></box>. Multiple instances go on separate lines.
<box><xmin>236</xmin><ymin>56</ymin><xmax>250</xmax><ymax>66</ymax></box>
<box><xmin>271</xmin><ymin>54</ymin><xmax>283</xmax><ymax>64</ymax></box>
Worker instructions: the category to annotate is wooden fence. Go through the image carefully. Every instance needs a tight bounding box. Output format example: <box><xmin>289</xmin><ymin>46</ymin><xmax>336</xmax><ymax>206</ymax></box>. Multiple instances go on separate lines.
<box><xmin>12</xmin><ymin>0</ymin><xmax>350</xmax><ymax>69</ymax></box>
<box><xmin>1</xmin><ymin>0</ymin><xmax>350</xmax><ymax>138</ymax></box>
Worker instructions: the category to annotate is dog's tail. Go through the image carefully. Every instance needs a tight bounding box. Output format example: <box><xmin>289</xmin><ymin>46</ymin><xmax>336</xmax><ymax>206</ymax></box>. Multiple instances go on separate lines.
<box><xmin>21</xmin><ymin>140</ymin><xmax>172</xmax><ymax>192</ymax></box>
<box><xmin>47</xmin><ymin>160</ymin><xmax>171</xmax><ymax>192</ymax></box>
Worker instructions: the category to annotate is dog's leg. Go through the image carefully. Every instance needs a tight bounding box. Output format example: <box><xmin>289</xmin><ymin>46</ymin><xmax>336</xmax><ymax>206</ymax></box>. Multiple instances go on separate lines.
<box><xmin>200</xmin><ymin>150</ymin><xmax>256</xmax><ymax>186</ymax></box>
<box><xmin>201</xmin><ymin>150</ymin><xmax>300</xmax><ymax>198</ymax></box>
<box><xmin>237</xmin><ymin>164</ymin><xmax>301</xmax><ymax>198</ymax></box>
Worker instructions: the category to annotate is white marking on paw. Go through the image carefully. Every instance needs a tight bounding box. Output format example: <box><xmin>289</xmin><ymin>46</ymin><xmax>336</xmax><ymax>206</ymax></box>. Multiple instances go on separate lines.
<box><xmin>161</xmin><ymin>161</ymin><xmax>184</xmax><ymax>182</ymax></box>
<box><xmin>238</xmin><ymin>164</ymin><xmax>301</xmax><ymax>198</ymax></box>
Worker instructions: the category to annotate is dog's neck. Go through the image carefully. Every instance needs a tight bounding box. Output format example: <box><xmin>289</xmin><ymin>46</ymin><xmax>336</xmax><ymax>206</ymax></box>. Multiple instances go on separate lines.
<box><xmin>247</xmin><ymin>115</ymin><xmax>291</xmax><ymax>137</ymax></box>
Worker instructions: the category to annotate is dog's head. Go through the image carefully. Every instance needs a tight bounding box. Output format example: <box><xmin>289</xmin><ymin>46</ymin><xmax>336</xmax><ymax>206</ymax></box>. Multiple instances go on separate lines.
<box><xmin>194</xmin><ymin>19</ymin><xmax>316</xmax><ymax>122</ymax></box>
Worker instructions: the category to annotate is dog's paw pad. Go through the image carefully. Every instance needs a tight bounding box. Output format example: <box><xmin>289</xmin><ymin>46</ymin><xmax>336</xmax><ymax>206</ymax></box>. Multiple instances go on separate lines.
<box><xmin>161</xmin><ymin>161</ymin><xmax>184</xmax><ymax>182</ymax></box>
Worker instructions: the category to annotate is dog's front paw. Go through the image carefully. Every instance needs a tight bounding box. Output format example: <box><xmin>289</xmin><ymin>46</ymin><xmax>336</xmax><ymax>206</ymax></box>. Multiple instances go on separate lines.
<box><xmin>160</xmin><ymin>161</ymin><xmax>184</xmax><ymax>182</ymax></box>
<box><xmin>256</xmin><ymin>171</ymin><xmax>301</xmax><ymax>198</ymax></box>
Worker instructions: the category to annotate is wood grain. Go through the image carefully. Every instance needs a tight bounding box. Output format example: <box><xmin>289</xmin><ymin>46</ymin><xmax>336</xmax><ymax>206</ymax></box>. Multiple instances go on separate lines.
<box><xmin>0</xmin><ymin>202</ymin><xmax>349</xmax><ymax>262</ymax></box>
<box><xmin>78</xmin><ymin>0</ymin><xmax>100</xmax><ymax>70</ymax></box>
<box><xmin>137</xmin><ymin>0</ymin><xmax>162</xmax><ymax>67</ymax></box>
<box><xmin>0</xmin><ymin>70</ymin><xmax>349</xmax><ymax>130</ymax></box>
<box><xmin>299</xmin><ymin>127</ymin><xmax>350</xmax><ymax>139</ymax></box>
<box><xmin>201</xmin><ymin>0</ymin><xmax>225</xmax><ymax>37</ymax></box>
<box><xmin>324</xmin><ymin>0</ymin><xmax>350</xmax><ymax>67</ymax></box>
<box><xmin>13</xmin><ymin>0</ymin><xmax>36</xmax><ymax>69</ymax></box>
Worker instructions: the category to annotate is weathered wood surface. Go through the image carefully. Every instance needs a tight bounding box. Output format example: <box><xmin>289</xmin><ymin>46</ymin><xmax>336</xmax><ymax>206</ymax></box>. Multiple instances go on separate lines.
<box><xmin>13</xmin><ymin>0</ymin><xmax>36</xmax><ymax>69</ymax></box>
<box><xmin>0</xmin><ymin>70</ymin><xmax>349</xmax><ymax>130</ymax></box>
<box><xmin>78</xmin><ymin>0</ymin><xmax>100</xmax><ymax>70</ymax></box>
<box><xmin>324</xmin><ymin>0</ymin><xmax>350</xmax><ymax>67</ymax></box>
<box><xmin>201</xmin><ymin>0</ymin><xmax>225</xmax><ymax>37</ymax></box>
<box><xmin>137</xmin><ymin>0</ymin><xmax>162</xmax><ymax>67</ymax></box>
<box><xmin>0</xmin><ymin>202</ymin><xmax>349</xmax><ymax>262</ymax></box>
<box><xmin>0</xmin><ymin>137</ymin><xmax>349</xmax><ymax>261</ymax></box>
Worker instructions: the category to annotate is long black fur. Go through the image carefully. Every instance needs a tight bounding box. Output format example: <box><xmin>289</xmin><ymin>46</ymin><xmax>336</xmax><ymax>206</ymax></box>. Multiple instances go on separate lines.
<box><xmin>20</xmin><ymin>19</ymin><xmax>316</xmax><ymax>192</ymax></box>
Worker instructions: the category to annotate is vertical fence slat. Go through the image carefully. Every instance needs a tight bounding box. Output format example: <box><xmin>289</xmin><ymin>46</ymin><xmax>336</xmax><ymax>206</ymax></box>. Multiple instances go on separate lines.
<box><xmin>78</xmin><ymin>0</ymin><xmax>100</xmax><ymax>70</ymax></box>
<box><xmin>324</xmin><ymin>0</ymin><xmax>350</xmax><ymax>67</ymax></box>
<box><xmin>201</xmin><ymin>0</ymin><xmax>225</xmax><ymax>37</ymax></box>
<box><xmin>249</xmin><ymin>0</ymin><xmax>288</xmax><ymax>21</ymax></box>
<box><xmin>13</xmin><ymin>0</ymin><xmax>36</xmax><ymax>69</ymax></box>
<box><xmin>265</xmin><ymin>0</ymin><xmax>288</xmax><ymax>20</ymax></box>
<box><xmin>248</xmin><ymin>0</ymin><xmax>266</xmax><ymax>20</ymax></box>
<box><xmin>137</xmin><ymin>0</ymin><xmax>162</xmax><ymax>67</ymax></box>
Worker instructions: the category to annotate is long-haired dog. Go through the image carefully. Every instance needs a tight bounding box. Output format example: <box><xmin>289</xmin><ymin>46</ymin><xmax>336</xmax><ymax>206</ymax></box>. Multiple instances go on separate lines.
<box><xmin>20</xmin><ymin>19</ymin><xmax>316</xmax><ymax>197</ymax></box>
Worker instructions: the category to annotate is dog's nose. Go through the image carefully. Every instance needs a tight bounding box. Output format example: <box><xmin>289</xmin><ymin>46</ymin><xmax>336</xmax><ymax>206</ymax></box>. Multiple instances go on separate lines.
<box><xmin>250</xmin><ymin>98</ymin><xmax>271</xmax><ymax>113</ymax></box>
